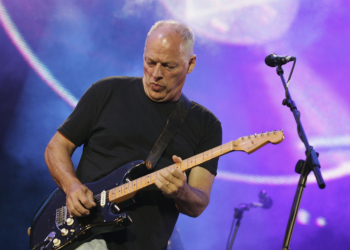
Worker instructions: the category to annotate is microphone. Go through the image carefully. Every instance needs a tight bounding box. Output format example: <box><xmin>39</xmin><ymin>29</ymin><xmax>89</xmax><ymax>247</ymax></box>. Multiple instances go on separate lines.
<box><xmin>251</xmin><ymin>190</ymin><xmax>273</xmax><ymax>209</ymax></box>
<box><xmin>265</xmin><ymin>53</ymin><xmax>296</xmax><ymax>67</ymax></box>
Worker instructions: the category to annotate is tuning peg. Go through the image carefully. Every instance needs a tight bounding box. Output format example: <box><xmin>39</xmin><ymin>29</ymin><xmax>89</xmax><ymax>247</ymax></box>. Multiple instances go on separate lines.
<box><xmin>260</xmin><ymin>132</ymin><xmax>264</xmax><ymax>137</ymax></box>
<box><xmin>248</xmin><ymin>135</ymin><xmax>251</xmax><ymax>139</ymax></box>
<box><xmin>254</xmin><ymin>133</ymin><xmax>258</xmax><ymax>138</ymax></box>
<box><xmin>267</xmin><ymin>131</ymin><xmax>270</xmax><ymax>135</ymax></box>
<box><xmin>281</xmin><ymin>129</ymin><xmax>284</xmax><ymax>132</ymax></box>
<box><xmin>241</xmin><ymin>137</ymin><xmax>245</xmax><ymax>141</ymax></box>
<box><xmin>273</xmin><ymin>130</ymin><xmax>277</xmax><ymax>134</ymax></box>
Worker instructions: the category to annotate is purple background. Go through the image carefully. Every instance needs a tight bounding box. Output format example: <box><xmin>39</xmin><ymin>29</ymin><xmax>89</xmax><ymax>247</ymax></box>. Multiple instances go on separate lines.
<box><xmin>1</xmin><ymin>0</ymin><xmax>350</xmax><ymax>249</ymax></box>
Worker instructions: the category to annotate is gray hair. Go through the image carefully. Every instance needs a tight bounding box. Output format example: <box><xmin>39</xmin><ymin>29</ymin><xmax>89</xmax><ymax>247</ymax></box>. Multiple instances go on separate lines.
<box><xmin>146</xmin><ymin>20</ymin><xmax>195</xmax><ymax>58</ymax></box>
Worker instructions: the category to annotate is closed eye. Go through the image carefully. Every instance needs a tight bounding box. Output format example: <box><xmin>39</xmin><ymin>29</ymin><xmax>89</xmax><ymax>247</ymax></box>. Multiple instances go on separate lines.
<box><xmin>162</xmin><ymin>64</ymin><xmax>177</xmax><ymax>70</ymax></box>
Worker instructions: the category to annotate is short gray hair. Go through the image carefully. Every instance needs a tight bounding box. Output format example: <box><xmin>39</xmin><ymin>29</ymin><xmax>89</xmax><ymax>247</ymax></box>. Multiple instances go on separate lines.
<box><xmin>146</xmin><ymin>20</ymin><xmax>195</xmax><ymax>58</ymax></box>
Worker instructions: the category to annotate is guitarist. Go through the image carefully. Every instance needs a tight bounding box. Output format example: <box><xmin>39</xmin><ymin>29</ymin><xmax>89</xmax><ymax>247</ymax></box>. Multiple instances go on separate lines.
<box><xmin>45</xmin><ymin>20</ymin><xmax>222</xmax><ymax>250</ymax></box>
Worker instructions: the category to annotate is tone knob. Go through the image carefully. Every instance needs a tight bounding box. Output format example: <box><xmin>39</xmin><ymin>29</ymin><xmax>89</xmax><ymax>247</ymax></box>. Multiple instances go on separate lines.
<box><xmin>66</xmin><ymin>217</ymin><xmax>74</xmax><ymax>226</ymax></box>
<box><xmin>61</xmin><ymin>228</ymin><xmax>69</xmax><ymax>236</ymax></box>
<box><xmin>53</xmin><ymin>238</ymin><xmax>61</xmax><ymax>247</ymax></box>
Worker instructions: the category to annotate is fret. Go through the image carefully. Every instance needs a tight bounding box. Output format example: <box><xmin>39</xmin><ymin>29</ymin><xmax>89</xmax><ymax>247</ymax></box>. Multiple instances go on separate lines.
<box><xmin>195</xmin><ymin>153</ymin><xmax>204</xmax><ymax>165</ymax></box>
<box><xmin>212</xmin><ymin>145</ymin><xmax>221</xmax><ymax>158</ymax></box>
<box><xmin>184</xmin><ymin>159</ymin><xmax>189</xmax><ymax>171</ymax></box>
<box><xmin>125</xmin><ymin>183</ymin><xmax>129</xmax><ymax>194</ymax></box>
<box><xmin>174</xmin><ymin>163</ymin><xmax>181</xmax><ymax>171</ymax></box>
<box><xmin>118</xmin><ymin>186</ymin><xmax>122</xmax><ymax>198</ymax></box>
<box><xmin>223</xmin><ymin>143</ymin><xmax>231</xmax><ymax>154</ymax></box>
<box><xmin>188</xmin><ymin>157</ymin><xmax>195</xmax><ymax>167</ymax></box>
<box><xmin>204</xmin><ymin>148</ymin><xmax>213</xmax><ymax>160</ymax></box>
<box><xmin>150</xmin><ymin>173</ymin><xmax>155</xmax><ymax>184</ymax></box>
<box><xmin>109</xmin><ymin>188</ymin><xmax>113</xmax><ymax>200</ymax></box>
<box><xmin>153</xmin><ymin>172</ymin><xmax>157</xmax><ymax>183</ymax></box>
<box><xmin>112</xmin><ymin>188</ymin><xmax>116</xmax><ymax>199</ymax></box>
<box><xmin>142</xmin><ymin>176</ymin><xmax>146</xmax><ymax>187</ymax></box>
<box><xmin>146</xmin><ymin>175</ymin><xmax>150</xmax><ymax>186</ymax></box>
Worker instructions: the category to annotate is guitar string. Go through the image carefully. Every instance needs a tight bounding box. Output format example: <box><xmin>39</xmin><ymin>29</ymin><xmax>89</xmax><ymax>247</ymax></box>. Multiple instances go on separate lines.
<box><xmin>90</xmin><ymin>145</ymin><xmax>229</xmax><ymax>204</ymax></box>
<box><xmin>63</xmin><ymin>136</ymin><xmax>276</xmax><ymax>209</ymax></box>
<box><xmin>89</xmin><ymin>134</ymin><xmax>279</xmax><ymax>204</ymax></box>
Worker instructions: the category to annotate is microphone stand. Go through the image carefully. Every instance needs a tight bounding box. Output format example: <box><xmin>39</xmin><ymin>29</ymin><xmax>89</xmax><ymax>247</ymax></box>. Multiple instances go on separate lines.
<box><xmin>227</xmin><ymin>191</ymin><xmax>272</xmax><ymax>250</ymax></box>
<box><xmin>274</xmin><ymin>65</ymin><xmax>326</xmax><ymax>250</ymax></box>
<box><xmin>227</xmin><ymin>204</ymin><xmax>251</xmax><ymax>250</ymax></box>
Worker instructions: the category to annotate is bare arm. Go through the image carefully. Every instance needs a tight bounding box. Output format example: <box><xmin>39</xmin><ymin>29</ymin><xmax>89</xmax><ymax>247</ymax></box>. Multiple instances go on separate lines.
<box><xmin>154</xmin><ymin>155</ymin><xmax>214</xmax><ymax>217</ymax></box>
<box><xmin>45</xmin><ymin>131</ymin><xmax>96</xmax><ymax>216</ymax></box>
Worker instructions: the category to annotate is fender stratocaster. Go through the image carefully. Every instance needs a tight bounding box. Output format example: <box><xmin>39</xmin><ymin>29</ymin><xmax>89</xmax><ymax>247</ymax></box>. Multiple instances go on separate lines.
<box><xmin>29</xmin><ymin>130</ymin><xmax>284</xmax><ymax>250</ymax></box>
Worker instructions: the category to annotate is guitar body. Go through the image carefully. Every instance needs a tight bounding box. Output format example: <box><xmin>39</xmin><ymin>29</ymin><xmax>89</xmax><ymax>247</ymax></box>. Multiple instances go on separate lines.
<box><xmin>29</xmin><ymin>160</ymin><xmax>146</xmax><ymax>250</ymax></box>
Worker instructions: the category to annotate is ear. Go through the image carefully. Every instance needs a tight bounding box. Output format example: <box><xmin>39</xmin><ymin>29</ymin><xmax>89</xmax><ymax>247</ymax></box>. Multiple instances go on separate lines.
<box><xmin>187</xmin><ymin>55</ymin><xmax>197</xmax><ymax>74</ymax></box>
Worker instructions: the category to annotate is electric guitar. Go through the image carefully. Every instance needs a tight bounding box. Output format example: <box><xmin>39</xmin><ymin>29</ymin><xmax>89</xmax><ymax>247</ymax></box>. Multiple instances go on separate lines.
<box><xmin>29</xmin><ymin>130</ymin><xmax>284</xmax><ymax>250</ymax></box>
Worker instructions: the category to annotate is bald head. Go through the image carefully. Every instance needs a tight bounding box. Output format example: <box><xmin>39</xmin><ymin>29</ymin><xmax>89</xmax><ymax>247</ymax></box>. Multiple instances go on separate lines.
<box><xmin>142</xmin><ymin>20</ymin><xmax>197</xmax><ymax>102</ymax></box>
<box><xmin>145</xmin><ymin>20</ymin><xmax>195</xmax><ymax>59</ymax></box>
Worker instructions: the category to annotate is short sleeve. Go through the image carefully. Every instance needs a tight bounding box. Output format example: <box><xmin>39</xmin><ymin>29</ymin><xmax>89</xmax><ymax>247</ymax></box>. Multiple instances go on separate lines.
<box><xmin>58</xmin><ymin>83</ymin><xmax>99</xmax><ymax>147</ymax></box>
<box><xmin>195</xmin><ymin>118</ymin><xmax>222</xmax><ymax>176</ymax></box>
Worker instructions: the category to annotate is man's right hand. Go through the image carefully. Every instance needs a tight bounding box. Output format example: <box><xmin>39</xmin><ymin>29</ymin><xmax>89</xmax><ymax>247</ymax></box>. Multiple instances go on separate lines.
<box><xmin>45</xmin><ymin>132</ymin><xmax>97</xmax><ymax>217</ymax></box>
<box><xmin>65</xmin><ymin>182</ymin><xmax>97</xmax><ymax>217</ymax></box>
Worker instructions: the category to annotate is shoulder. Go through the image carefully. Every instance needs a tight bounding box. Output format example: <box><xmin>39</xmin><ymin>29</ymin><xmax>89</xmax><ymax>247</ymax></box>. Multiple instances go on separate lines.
<box><xmin>86</xmin><ymin>76</ymin><xmax>143</xmax><ymax>101</ymax></box>
<box><xmin>190</xmin><ymin>101</ymin><xmax>221</xmax><ymax>124</ymax></box>
<box><xmin>91</xmin><ymin>76</ymin><xmax>142</xmax><ymax>90</ymax></box>
<box><xmin>186</xmin><ymin>100</ymin><xmax>222</xmax><ymax>140</ymax></box>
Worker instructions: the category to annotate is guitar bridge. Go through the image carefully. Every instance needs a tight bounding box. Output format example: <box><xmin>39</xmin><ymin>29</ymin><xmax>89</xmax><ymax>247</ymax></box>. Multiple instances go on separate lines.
<box><xmin>55</xmin><ymin>206</ymin><xmax>68</xmax><ymax>228</ymax></box>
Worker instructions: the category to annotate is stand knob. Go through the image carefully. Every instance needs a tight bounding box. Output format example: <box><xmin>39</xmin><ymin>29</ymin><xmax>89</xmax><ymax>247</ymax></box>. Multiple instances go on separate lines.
<box><xmin>295</xmin><ymin>160</ymin><xmax>305</xmax><ymax>174</ymax></box>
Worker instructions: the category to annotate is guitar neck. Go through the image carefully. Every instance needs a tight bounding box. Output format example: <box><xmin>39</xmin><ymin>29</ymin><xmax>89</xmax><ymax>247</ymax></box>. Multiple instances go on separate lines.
<box><xmin>107</xmin><ymin>130</ymin><xmax>284</xmax><ymax>204</ymax></box>
<box><xmin>107</xmin><ymin>141</ymin><xmax>238</xmax><ymax>204</ymax></box>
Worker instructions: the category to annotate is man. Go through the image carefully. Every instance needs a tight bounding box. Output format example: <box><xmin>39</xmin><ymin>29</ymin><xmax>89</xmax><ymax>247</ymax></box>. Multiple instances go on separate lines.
<box><xmin>45</xmin><ymin>20</ymin><xmax>222</xmax><ymax>249</ymax></box>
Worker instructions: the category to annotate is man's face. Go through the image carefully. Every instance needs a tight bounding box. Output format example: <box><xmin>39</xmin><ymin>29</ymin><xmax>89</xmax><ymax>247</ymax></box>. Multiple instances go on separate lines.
<box><xmin>143</xmin><ymin>29</ymin><xmax>196</xmax><ymax>102</ymax></box>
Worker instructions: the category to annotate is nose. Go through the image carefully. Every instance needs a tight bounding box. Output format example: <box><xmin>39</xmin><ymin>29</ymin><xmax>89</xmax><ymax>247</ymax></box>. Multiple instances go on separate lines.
<box><xmin>152</xmin><ymin>63</ymin><xmax>163</xmax><ymax>80</ymax></box>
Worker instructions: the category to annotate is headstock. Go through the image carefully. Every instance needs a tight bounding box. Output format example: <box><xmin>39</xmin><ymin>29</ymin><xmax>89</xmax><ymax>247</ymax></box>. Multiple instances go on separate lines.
<box><xmin>237</xmin><ymin>130</ymin><xmax>284</xmax><ymax>154</ymax></box>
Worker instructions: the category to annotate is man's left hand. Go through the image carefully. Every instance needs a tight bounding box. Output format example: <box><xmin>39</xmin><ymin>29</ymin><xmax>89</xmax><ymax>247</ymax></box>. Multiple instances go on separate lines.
<box><xmin>154</xmin><ymin>155</ymin><xmax>188</xmax><ymax>199</ymax></box>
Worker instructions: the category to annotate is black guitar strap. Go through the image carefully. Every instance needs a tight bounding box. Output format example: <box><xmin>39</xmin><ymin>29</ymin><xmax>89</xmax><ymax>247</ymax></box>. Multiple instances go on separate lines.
<box><xmin>145</xmin><ymin>93</ymin><xmax>192</xmax><ymax>170</ymax></box>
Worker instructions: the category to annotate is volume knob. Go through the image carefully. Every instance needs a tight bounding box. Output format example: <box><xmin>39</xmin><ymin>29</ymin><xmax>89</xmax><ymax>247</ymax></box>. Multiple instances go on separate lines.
<box><xmin>61</xmin><ymin>228</ymin><xmax>69</xmax><ymax>236</ymax></box>
<box><xmin>66</xmin><ymin>217</ymin><xmax>74</xmax><ymax>226</ymax></box>
<box><xmin>53</xmin><ymin>238</ymin><xmax>61</xmax><ymax>247</ymax></box>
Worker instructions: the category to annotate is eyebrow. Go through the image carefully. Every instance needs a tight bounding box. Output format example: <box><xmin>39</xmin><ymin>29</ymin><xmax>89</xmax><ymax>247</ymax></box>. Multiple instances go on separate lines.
<box><xmin>145</xmin><ymin>56</ymin><xmax>178</xmax><ymax>66</ymax></box>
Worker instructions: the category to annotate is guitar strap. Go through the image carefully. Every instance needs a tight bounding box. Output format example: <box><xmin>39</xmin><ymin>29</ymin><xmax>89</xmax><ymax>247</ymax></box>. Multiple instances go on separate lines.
<box><xmin>145</xmin><ymin>93</ymin><xmax>192</xmax><ymax>170</ymax></box>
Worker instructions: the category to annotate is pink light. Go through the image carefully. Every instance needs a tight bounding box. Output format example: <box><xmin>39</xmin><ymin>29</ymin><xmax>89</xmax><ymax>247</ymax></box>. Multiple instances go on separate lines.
<box><xmin>315</xmin><ymin>217</ymin><xmax>326</xmax><ymax>227</ymax></box>
<box><xmin>297</xmin><ymin>209</ymin><xmax>310</xmax><ymax>225</ymax></box>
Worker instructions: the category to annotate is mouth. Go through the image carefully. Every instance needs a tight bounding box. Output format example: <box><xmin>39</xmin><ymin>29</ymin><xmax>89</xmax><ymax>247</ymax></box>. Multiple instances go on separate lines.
<box><xmin>151</xmin><ymin>82</ymin><xmax>164</xmax><ymax>91</ymax></box>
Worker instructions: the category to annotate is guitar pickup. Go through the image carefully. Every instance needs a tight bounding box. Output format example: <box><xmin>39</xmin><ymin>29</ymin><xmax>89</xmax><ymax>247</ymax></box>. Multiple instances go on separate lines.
<box><xmin>100</xmin><ymin>190</ymin><xmax>106</xmax><ymax>207</ymax></box>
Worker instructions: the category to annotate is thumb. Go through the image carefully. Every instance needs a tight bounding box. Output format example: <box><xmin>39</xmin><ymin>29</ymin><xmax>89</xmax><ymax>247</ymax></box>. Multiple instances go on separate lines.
<box><xmin>172</xmin><ymin>155</ymin><xmax>182</xmax><ymax>163</ymax></box>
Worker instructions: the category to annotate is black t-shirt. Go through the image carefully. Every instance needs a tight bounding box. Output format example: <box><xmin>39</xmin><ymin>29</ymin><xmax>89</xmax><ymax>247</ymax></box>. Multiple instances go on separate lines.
<box><xmin>58</xmin><ymin>76</ymin><xmax>222</xmax><ymax>250</ymax></box>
